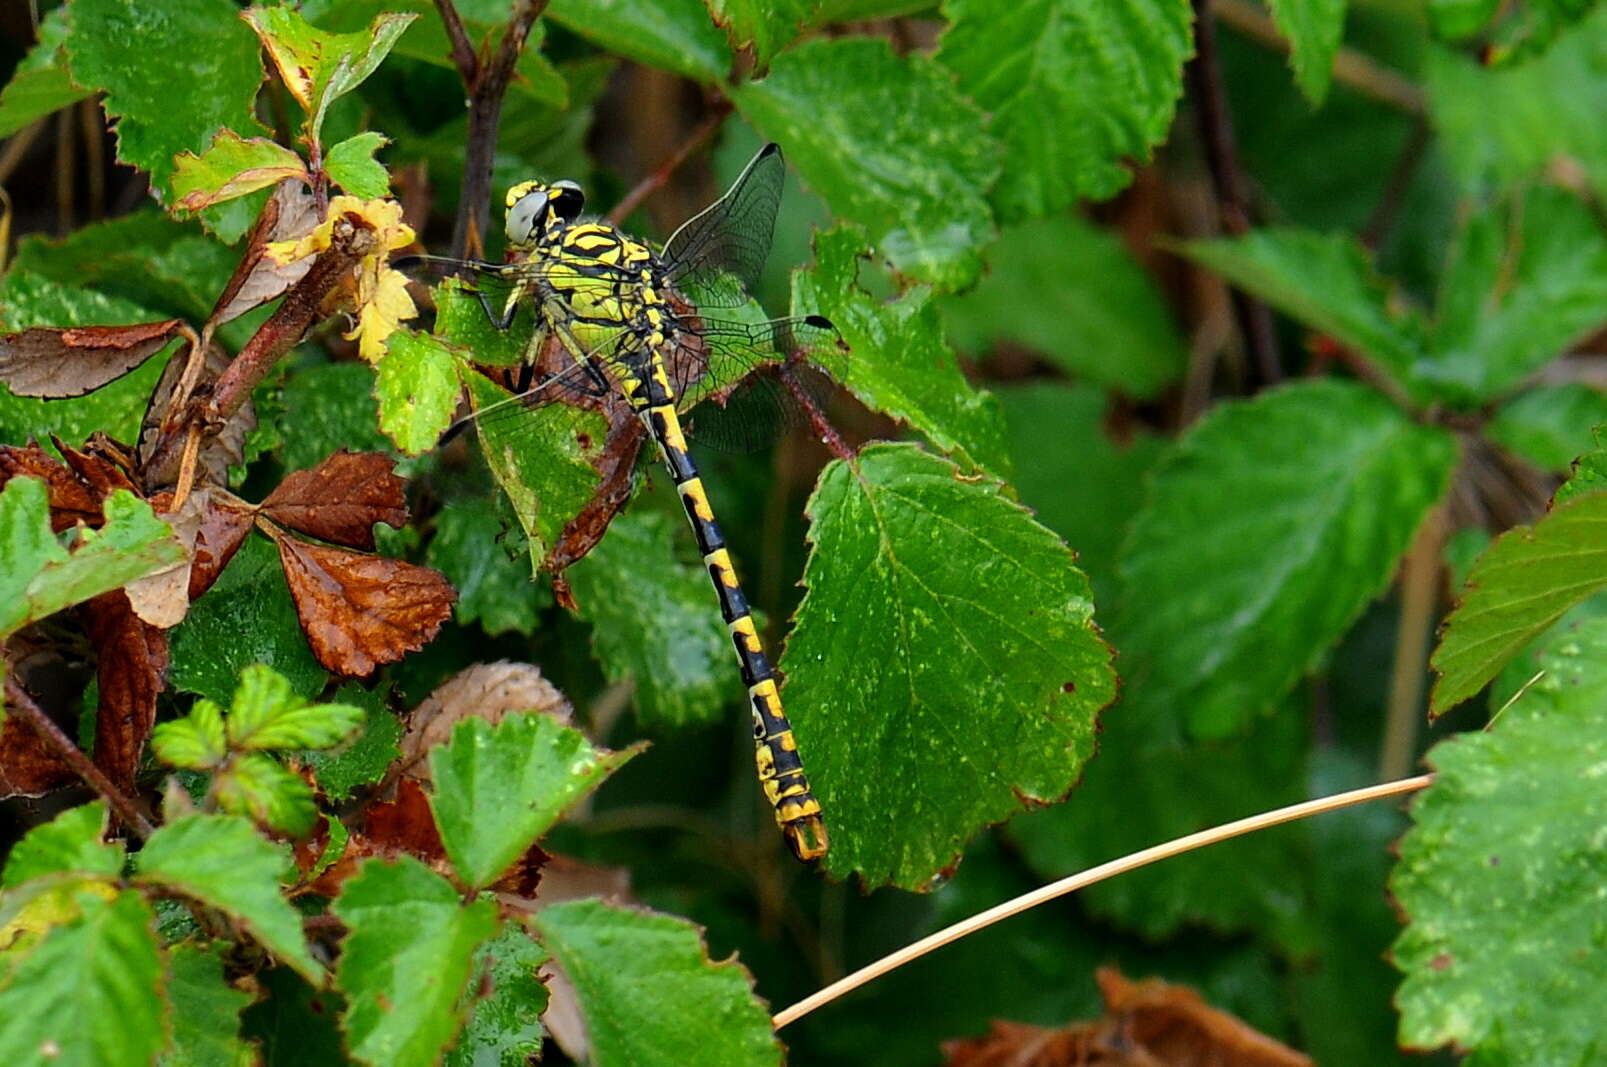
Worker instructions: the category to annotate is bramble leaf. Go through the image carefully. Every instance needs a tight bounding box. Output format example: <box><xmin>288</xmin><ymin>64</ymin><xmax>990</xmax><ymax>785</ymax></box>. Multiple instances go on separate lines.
<box><xmin>212</xmin><ymin>752</ymin><xmax>318</xmax><ymax>838</ymax></box>
<box><xmin>1</xmin><ymin>802</ymin><xmax>122</xmax><ymax>888</ymax></box>
<box><xmin>545</xmin><ymin>0</ymin><xmax>732</xmax><ymax>81</ymax></box>
<box><xmin>1395</xmin><ymin>616</ymin><xmax>1607</xmax><ymax>1064</ymax></box>
<box><xmin>224</xmin><ymin>664</ymin><xmax>365</xmax><ymax>752</ymax></box>
<box><xmin>377</xmin><ymin>330</ymin><xmax>460</xmax><ymax>456</ymax></box>
<box><xmin>428</xmin><ymin>712</ymin><xmax>636</xmax><ymax>889</ymax></box>
<box><xmin>332</xmin><ymin>857</ymin><xmax>499</xmax><ymax>1067</ymax></box>
<box><xmin>444</xmin><ymin>922</ymin><xmax>548</xmax><ymax>1067</ymax></box>
<box><xmin>784</xmin><ymin>443</ymin><xmax>1114</xmax><ymax>887</ymax></box>
<box><xmin>302</xmin><ymin>683</ymin><xmax>403</xmax><ymax>801</ymax></box>
<box><xmin>0</xmin><ymin>8</ymin><xmax>89</xmax><ymax>138</ymax></box>
<box><xmin>134</xmin><ymin>814</ymin><xmax>320</xmax><ymax>982</ymax></box>
<box><xmin>325</xmin><ymin>132</ymin><xmax>391</xmax><ymax>199</ymax></box>
<box><xmin>425</xmin><ymin>499</ymin><xmax>551</xmax><ymax>637</ymax></box>
<box><xmin>151</xmin><ymin>700</ymin><xmax>229</xmax><ymax>771</ymax></box>
<box><xmin>161</xmin><ymin>942</ymin><xmax>255</xmax><ymax>1067</ymax></box>
<box><xmin>532</xmin><ymin>899</ymin><xmax>780</xmax><ymax>1067</ymax></box>
<box><xmin>171</xmin><ymin>131</ymin><xmax>308</xmax><ymax>212</ymax></box>
<box><xmin>1118</xmin><ymin>380</ymin><xmax>1457</xmax><ymax>738</ymax></box>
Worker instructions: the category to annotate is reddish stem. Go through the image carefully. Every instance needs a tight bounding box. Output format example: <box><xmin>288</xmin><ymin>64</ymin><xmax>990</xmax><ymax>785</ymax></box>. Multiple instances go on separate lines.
<box><xmin>607</xmin><ymin>103</ymin><xmax>734</xmax><ymax>226</ymax></box>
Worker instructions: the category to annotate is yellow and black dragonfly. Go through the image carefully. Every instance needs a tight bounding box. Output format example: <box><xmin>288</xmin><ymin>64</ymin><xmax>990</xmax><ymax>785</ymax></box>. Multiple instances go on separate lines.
<box><xmin>404</xmin><ymin>143</ymin><xmax>843</xmax><ymax>862</ymax></box>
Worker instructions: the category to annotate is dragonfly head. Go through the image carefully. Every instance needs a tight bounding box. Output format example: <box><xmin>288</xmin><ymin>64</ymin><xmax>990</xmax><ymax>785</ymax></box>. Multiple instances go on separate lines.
<box><xmin>504</xmin><ymin>179</ymin><xmax>586</xmax><ymax>248</ymax></box>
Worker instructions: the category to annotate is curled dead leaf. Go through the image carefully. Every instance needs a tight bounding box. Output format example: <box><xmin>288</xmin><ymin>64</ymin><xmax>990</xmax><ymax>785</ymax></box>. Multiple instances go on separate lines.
<box><xmin>0</xmin><ymin>319</ymin><xmax>182</xmax><ymax>398</ymax></box>
<box><xmin>275</xmin><ymin>534</ymin><xmax>454</xmax><ymax>677</ymax></box>
<box><xmin>0</xmin><ymin>446</ymin><xmax>100</xmax><ymax>532</ymax></box>
<box><xmin>210</xmin><ymin>179</ymin><xmax>320</xmax><ymax>328</ymax></box>
<box><xmin>81</xmin><ymin>590</ymin><xmax>168</xmax><ymax>795</ymax></box>
<box><xmin>180</xmin><ymin>487</ymin><xmax>257</xmax><ymax>600</ymax></box>
<box><xmin>260</xmin><ymin>450</ymin><xmax>407</xmax><ymax>550</ymax></box>
<box><xmin>397</xmin><ymin>661</ymin><xmax>573</xmax><ymax>781</ymax></box>
<box><xmin>0</xmin><ymin>676</ymin><xmax>75</xmax><ymax>798</ymax></box>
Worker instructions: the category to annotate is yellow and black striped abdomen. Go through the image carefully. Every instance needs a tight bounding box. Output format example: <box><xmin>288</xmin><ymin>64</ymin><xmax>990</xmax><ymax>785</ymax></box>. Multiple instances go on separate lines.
<box><xmin>642</xmin><ymin>400</ymin><xmax>828</xmax><ymax>862</ymax></box>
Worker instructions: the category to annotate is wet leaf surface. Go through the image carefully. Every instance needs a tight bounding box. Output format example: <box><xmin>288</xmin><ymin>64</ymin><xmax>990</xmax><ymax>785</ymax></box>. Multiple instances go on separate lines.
<box><xmin>260</xmin><ymin>450</ymin><xmax>408</xmax><ymax>551</ymax></box>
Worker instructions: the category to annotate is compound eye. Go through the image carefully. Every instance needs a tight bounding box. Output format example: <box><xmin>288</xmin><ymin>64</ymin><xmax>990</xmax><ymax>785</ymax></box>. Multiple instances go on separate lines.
<box><xmin>505</xmin><ymin>187</ymin><xmax>550</xmax><ymax>247</ymax></box>
<box><xmin>549</xmin><ymin>180</ymin><xmax>585</xmax><ymax>221</ymax></box>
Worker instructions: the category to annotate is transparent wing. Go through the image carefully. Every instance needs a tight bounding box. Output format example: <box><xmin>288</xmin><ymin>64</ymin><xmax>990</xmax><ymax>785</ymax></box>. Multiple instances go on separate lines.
<box><xmin>659</xmin><ymin>143</ymin><xmax>786</xmax><ymax>309</ymax></box>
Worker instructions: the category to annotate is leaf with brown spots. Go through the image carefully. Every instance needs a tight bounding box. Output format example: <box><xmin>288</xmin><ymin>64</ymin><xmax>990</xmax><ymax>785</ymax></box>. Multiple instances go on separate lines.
<box><xmin>260</xmin><ymin>450</ymin><xmax>407</xmax><ymax>550</ymax></box>
<box><xmin>81</xmin><ymin>590</ymin><xmax>169</xmax><ymax>794</ymax></box>
<box><xmin>0</xmin><ymin>446</ymin><xmax>100</xmax><ymax>531</ymax></box>
<box><xmin>0</xmin><ymin>319</ymin><xmax>183</xmax><ymax>398</ymax></box>
<box><xmin>275</xmin><ymin>535</ymin><xmax>454</xmax><ymax>677</ymax></box>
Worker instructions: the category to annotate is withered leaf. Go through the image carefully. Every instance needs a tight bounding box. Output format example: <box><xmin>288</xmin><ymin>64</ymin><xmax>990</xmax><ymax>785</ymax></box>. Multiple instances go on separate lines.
<box><xmin>0</xmin><ymin>320</ymin><xmax>183</xmax><ymax>398</ymax></box>
<box><xmin>0</xmin><ymin>446</ymin><xmax>100</xmax><ymax>532</ymax></box>
<box><xmin>276</xmin><ymin>535</ymin><xmax>454</xmax><ymax>677</ymax></box>
<box><xmin>81</xmin><ymin>590</ymin><xmax>169</xmax><ymax>794</ymax></box>
<box><xmin>181</xmin><ymin>487</ymin><xmax>257</xmax><ymax>600</ymax></box>
<box><xmin>0</xmin><ymin>694</ymin><xmax>75</xmax><ymax>799</ymax></box>
<box><xmin>210</xmin><ymin>180</ymin><xmax>320</xmax><ymax>328</ymax></box>
<box><xmin>260</xmin><ymin>450</ymin><xmax>407</xmax><ymax>550</ymax></box>
<box><xmin>398</xmin><ymin>661</ymin><xmax>573</xmax><ymax>781</ymax></box>
<box><xmin>56</xmin><ymin>436</ymin><xmax>138</xmax><ymax>501</ymax></box>
<box><xmin>545</xmin><ymin>416</ymin><xmax>644</xmax><ymax>574</ymax></box>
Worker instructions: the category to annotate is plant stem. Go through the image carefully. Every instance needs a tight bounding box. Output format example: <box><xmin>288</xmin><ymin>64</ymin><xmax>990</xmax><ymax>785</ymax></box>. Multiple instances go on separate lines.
<box><xmin>606</xmin><ymin>103</ymin><xmax>733</xmax><ymax>226</ymax></box>
<box><xmin>1186</xmin><ymin>0</ymin><xmax>1282</xmax><ymax>386</ymax></box>
<box><xmin>1380</xmin><ymin>506</ymin><xmax>1445</xmax><ymax>779</ymax></box>
<box><xmin>5</xmin><ymin>676</ymin><xmax>155</xmax><ymax>841</ymax></box>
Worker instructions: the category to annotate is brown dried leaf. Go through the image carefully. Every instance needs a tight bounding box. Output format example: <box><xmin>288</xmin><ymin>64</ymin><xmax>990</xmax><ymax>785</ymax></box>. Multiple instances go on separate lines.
<box><xmin>0</xmin><ymin>320</ymin><xmax>182</xmax><ymax>398</ymax></box>
<box><xmin>0</xmin><ymin>446</ymin><xmax>100</xmax><ymax>531</ymax></box>
<box><xmin>124</xmin><ymin>490</ymin><xmax>214</xmax><ymax>629</ymax></box>
<box><xmin>545</xmin><ymin>416</ymin><xmax>645</xmax><ymax>574</ymax></box>
<box><xmin>137</xmin><ymin>337</ymin><xmax>255</xmax><ymax>491</ymax></box>
<box><xmin>182</xmin><ymin>488</ymin><xmax>257</xmax><ymax>600</ymax></box>
<box><xmin>55</xmin><ymin>436</ymin><xmax>138</xmax><ymax>501</ymax></box>
<box><xmin>397</xmin><ymin>661</ymin><xmax>573</xmax><ymax>781</ymax></box>
<box><xmin>260</xmin><ymin>450</ymin><xmax>407</xmax><ymax>550</ymax></box>
<box><xmin>0</xmin><ymin>674</ymin><xmax>75</xmax><ymax>799</ymax></box>
<box><xmin>81</xmin><ymin>590</ymin><xmax>169</xmax><ymax>794</ymax></box>
<box><xmin>276</xmin><ymin>535</ymin><xmax>454</xmax><ymax>677</ymax></box>
<box><xmin>210</xmin><ymin>180</ymin><xmax>320</xmax><ymax>327</ymax></box>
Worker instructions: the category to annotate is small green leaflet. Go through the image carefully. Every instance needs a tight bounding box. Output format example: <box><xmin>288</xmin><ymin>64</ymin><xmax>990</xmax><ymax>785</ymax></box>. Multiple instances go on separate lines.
<box><xmin>1394</xmin><ymin>616</ymin><xmax>1607</xmax><ymax>1065</ymax></box>
<box><xmin>1264</xmin><ymin>0</ymin><xmax>1346</xmax><ymax>103</ymax></box>
<box><xmin>782</xmin><ymin>443</ymin><xmax>1114</xmax><ymax>888</ymax></box>
<box><xmin>936</xmin><ymin>0</ymin><xmax>1192</xmax><ymax>220</ymax></box>
<box><xmin>325</xmin><ymin>132</ymin><xmax>392</xmax><ymax>199</ymax></box>
<box><xmin>705</xmin><ymin>0</ymin><xmax>814</xmax><ymax>72</ymax></box>
<box><xmin>161</xmin><ymin>942</ymin><xmax>255</xmax><ymax>1067</ymax></box>
<box><xmin>301</xmin><ymin>683</ymin><xmax>404</xmax><ymax>801</ymax></box>
<box><xmin>427</xmin><ymin>712</ymin><xmax>637</xmax><ymax>889</ymax></box>
<box><xmin>1430</xmin><ymin>490</ymin><xmax>1607</xmax><ymax>714</ymax></box>
<box><xmin>566</xmin><ymin>510</ymin><xmax>740</xmax><ymax>728</ymax></box>
<box><xmin>793</xmin><ymin>225</ymin><xmax>1009</xmax><ymax>473</ymax></box>
<box><xmin>1</xmin><ymin>801</ymin><xmax>122</xmax><ymax>888</ymax></box>
<box><xmin>224</xmin><ymin>663</ymin><xmax>365</xmax><ymax>752</ymax></box>
<box><xmin>377</xmin><ymin>330</ymin><xmax>460</xmax><ymax>456</ymax></box>
<box><xmin>333</xmin><ymin>857</ymin><xmax>499</xmax><ymax>1067</ymax></box>
<box><xmin>0</xmin><ymin>478</ymin><xmax>185</xmax><ymax>642</ymax></box>
<box><xmin>0</xmin><ymin>890</ymin><xmax>167</xmax><ymax>1067</ymax></box>
<box><xmin>134</xmin><ymin>814</ymin><xmax>320</xmax><ymax>983</ymax></box>
<box><xmin>532</xmin><ymin>899</ymin><xmax>781</xmax><ymax>1067</ymax></box>
<box><xmin>170</xmin><ymin>130</ymin><xmax>307</xmax><ymax>212</ymax></box>
<box><xmin>734</xmin><ymin>38</ymin><xmax>1000</xmax><ymax>290</ymax></box>
<box><xmin>1117</xmin><ymin>379</ymin><xmax>1458</xmax><ymax>738</ymax></box>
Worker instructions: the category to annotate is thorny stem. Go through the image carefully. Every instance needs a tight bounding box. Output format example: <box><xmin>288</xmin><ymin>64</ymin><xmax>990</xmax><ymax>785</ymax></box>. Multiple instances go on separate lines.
<box><xmin>448</xmin><ymin>0</ymin><xmax>548</xmax><ymax>260</ymax></box>
<box><xmin>773</xmin><ymin>773</ymin><xmax>1435</xmax><ymax>1029</ymax></box>
<box><xmin>1186</xmin><ymin>0</ymin><xmax>1282</xmax><ymax>386</ymax></box>
<box><xmin>606</xmin><ymin>103</ymin><xmax>735</xmax><ymax>226</ymax></box>
<box><xmin>783</xmin><ymin>362</ymin><xmax>854</xmax><ymax>464</ymax></box>
<box><xmin>5</xmin><ymin>676</ymin><xmax>156</xmax><ymax>841</ymax></box>
<box><xmin>1380</xmin><ymin>506</ymin><xmax>1445</xmax><ymax>780</ymax></box>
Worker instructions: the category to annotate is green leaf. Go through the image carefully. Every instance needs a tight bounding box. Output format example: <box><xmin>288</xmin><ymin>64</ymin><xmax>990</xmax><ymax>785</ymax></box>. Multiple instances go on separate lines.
<box><xmin>134</xmin><ymin>814</ymin><xmax>320</xmax><ymax>983</ymax></box>
<box><xmin>0</xmin><ymin>479</ymin><xmax>185</xmax><ymax>640</ymax></box>
<box><xmin>0</xmin><ymin>9</ymin><xmax>91</xmax><ymax>139</ymax></box>
<box><xmin>783</xmin><ymin>443</ymin><xmax>1115</xmax><ymax>887</ymax></box>
<box><xmin>461</xmin><ymin>366</ymin><xmax>612</xmax><ymax>574</ymax></box>
<box><xmin>278</xmin><ymin>361</ymin><xmax>395</xmax><ymax>473</ymax></box>
<box><xmin>1394</xmin><ymin>615</ymin><xmax>1607</xmax><ymax>1064</ymax></box>
<box><xmin>377</xmin><ymin>330</ymin><xmax>460</xmax><ymax>456</ymax></box>
<box><xmin>706</xmin><ymin>0</ymin><xmax>814</xmax><ymax>72</ymax></box>
<box><xmin>531</xmin><ymin>899</ymin><xmax>780</xmax><ymax>1067</ymax></box>
<box><xmin>935</xmin><ymin>0</ymin><xmax>1191</xmax><ymax>221</ymax></box>
<box><xmin>1426</xmin><ymin>4</ymin><xmax>1607</xmax><ymax>202</ymax></box>
<box><xmin>161</xmin><ymin>942</ymin><xmax>255</xmax><ymax>1067</ymax></box>
<box><xmin>68</xmin><ymin>0</ymin><xmax>268</xmax><ymax>241</ymax></box>
<box><xmin>224</xmin><ymin>664</ymin><xmax>365</xmax><ymax>752</ymax></box>
<box><xmin>302</xmin><ymin>683</ymin><xmax>404</xmax><ymax>801</ymax></box>
<box><xmin>1557</xmin><ymin>433</ymin><xmax>1607</xmax><ymax>505</ymax></box>
<box><xmin>325</xmin><ymin>131</ymin><xmax>391</xmax><ymax>198</ymax></box>
<box><xmin>1265</xmin><ymin>0</ymin><xmax>1346</xmax><ymax>103</ymax></box>
<box><xmin>793</xmin><ymin>226</ymin><xmax>1009</xmax><ymax>472</ymax></box>
<box><xmin>444</xmin><ymin>921</ymin><xmax>548</xmax><ymax>1067</ymax></box>
<box><xmin>1180</xmin><ymin>229</ymin><xmax>1427</xmax><ymax>399</ymax></box>
<box><xmin>942</xmin><ymin>215</ymin><xmax>1188</xmax><ymax>399</ymax></box>
<box><xmin>213</xmin><ymin>753</ymin><xmax>318</xmax><ymax>838</ymax></box>
<box><xmin>0</xmin><ymin>890</ymin><xmax>166</xmax><ymax>1067</ymax></box>
<box><xmin>151</xmin><ymin>700</ymin><xmax>229</xmax><ymax>770</ymax></box>
<box><xmin>426</xmin><ymin>499</ymin><xmax>551</xmax><ymax>637</ymax></box>
<box><xmin>545</xmin><ymin>0</ymin><xmax>732</xmax><ymax>81</ymax></box>
<box><xmin>565</xmin><ymin>511</ymin><xmax>741</xmax><ymax>728</ymax></box>
<box><xmin>734</xmin><ymin>38</ymin><xmax>1000</xmax><ymax>289</ymax></box>
<box><xmin>996</xmin><ymin>383</ymin><xmax>1166</xmax><ymax>605</ymax></box>
<box><xmin>1</xmin><ymin>802</ymin><xmax>123</xmax><ymax>888</ymax></box>
<box><xmin>428</xmin><ymin>713</ymin><xmax>636</xmax><ymax>889</ymax></box>
<box><xmin>1009</xmin><ymin>697</ymin><xmax>1311</xmax><ymax>944</ymax></box>
<box><xmin>1430</xmin><ymin>490</ymin><xmax>1607</xmax><ymax>714</ymax></box>
<box><xmin>333</xmin><ymin>857</ymin><xmax>499</xmax><ymax>1067</ymax></box>
<box><xmin>243</xmin><ymin>7</ymin><xmax>418</xmax><ymax>145</ymax></box>
<box><xmin>238</xmin><ymin>966</ymin><xmax>347</xmax><ymax>1065</ymax></box>
<box><xmin>1425</xmin><ymin>185</ymin><xmax>1607</xmax><ymax>400</ymax></box>
<box><xmin>170</xmin><ymin>131</ymin><xmax>308</xmax><ymax>212</ymax></box>
<box><xmin>1486</xmin><ymin>383</ymin><xmax>1607</xmax><ymax>474</ymax></box>
<box><xmin>170</xmin><ymin>535</ymin><xmax>328</xmax><ymax>705</ymax></box>
<box><xmin>1118</xmin><ymin>380</ymin><xmax>1458</xmax><ymax>738</ymax></box>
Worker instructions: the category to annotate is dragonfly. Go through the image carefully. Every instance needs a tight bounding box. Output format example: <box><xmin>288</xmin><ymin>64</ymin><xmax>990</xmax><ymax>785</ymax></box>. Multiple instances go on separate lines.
<box><xmin>405</xmin><ymin>143</ymin><xmax>841</xmax><ymax>862</ymax></box>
